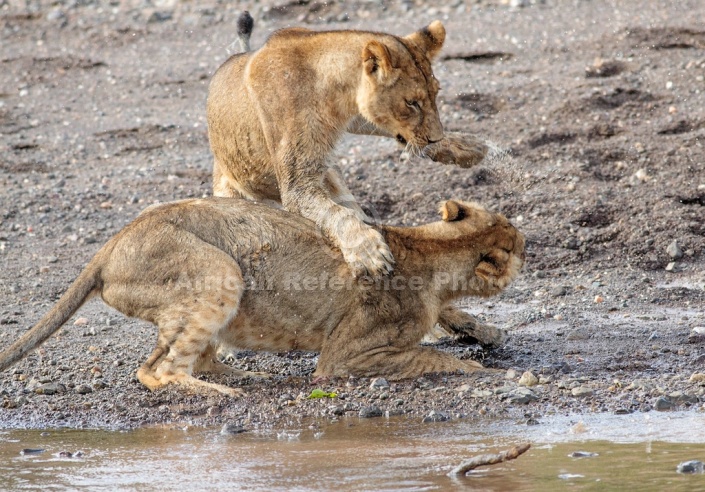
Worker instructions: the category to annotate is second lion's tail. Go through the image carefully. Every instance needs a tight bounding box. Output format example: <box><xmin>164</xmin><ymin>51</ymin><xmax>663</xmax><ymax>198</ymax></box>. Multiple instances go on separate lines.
<box><xmin>0</xmin><ymin>255</ymin><xmax>103</xmax><ymax>372</ymax></box>
<box><xmin>237</xmin><ymin>11</ymin><xmax>254</xmax><ymax>52</ymax></box>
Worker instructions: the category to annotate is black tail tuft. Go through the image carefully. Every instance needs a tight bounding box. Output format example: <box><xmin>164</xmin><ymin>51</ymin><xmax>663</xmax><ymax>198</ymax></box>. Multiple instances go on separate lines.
<box><xmin>237</xmin><ymin>11</ymin><xmax>254</xmax><ymax>37</ymax></box>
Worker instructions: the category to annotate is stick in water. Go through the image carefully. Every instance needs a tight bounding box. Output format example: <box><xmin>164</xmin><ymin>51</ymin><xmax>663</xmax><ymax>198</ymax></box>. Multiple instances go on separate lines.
<box><xmin>450</xmin><ymin>443</ymin><xmax>531</xmax><ymax>476</ymax></box>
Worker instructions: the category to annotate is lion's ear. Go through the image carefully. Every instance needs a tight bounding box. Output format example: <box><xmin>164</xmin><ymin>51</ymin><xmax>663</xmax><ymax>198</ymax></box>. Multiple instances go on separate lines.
<box><xmin>440</xmin><ymin>200</ymin><xmax>466</xmax><ymax>222</ymax></box>
<box><xmin>405</xmin><ymin>20</ymin><xmax>446</xmax><ymax>60</ymax></box>
<box><xmin>362</xmin><ymin>40</ymin><xmax>393</xmax><ymax>81</ymax></box>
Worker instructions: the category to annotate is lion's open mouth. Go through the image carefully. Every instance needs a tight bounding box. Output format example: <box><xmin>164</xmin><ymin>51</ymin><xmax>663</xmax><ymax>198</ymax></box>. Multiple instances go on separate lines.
<box><xmin>396</xmin><ymin>134</ymin><xmax>407</xmax><ymax>145</ymax></box>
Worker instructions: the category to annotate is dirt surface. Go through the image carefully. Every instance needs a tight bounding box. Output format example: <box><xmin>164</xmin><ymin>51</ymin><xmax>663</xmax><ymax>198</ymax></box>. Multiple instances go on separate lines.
<box><xmin>1</xmin><ymin>0</ymin><xmax>704</xmax><ymax>430</ymax></box>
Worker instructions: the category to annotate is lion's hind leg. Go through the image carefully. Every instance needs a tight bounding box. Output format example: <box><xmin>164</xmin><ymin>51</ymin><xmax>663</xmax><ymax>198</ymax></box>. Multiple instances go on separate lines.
<box><xmin>125</xmin><ymin>241</ymin><xmax>247</xmax><ymax>397</ymax></box>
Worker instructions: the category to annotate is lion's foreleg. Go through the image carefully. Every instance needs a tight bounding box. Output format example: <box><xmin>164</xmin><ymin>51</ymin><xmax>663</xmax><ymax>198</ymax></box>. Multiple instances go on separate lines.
<box><xmin>437</xmin><ymin>306</ymin><xmax>507</xmax><ymax>348</ymax></box>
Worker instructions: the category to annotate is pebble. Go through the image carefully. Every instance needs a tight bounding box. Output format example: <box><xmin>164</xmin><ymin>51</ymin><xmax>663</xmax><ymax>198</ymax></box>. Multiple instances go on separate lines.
<box><xmin>369</xmin><ymin>377</ymin><xmax>389</xmax><ymax>390</ymax></box>
<box><xmin>551</xmin><ymin>286</ymin><xmax>569</xmax><ymax>297</ymax></box>
<box><xmin>666</xmin><ymin>240</ymin><xmax>683</xmax><ymax>259</ymax></box>
<box><xmin>20</xmin><ymin>448</ymin><xmax>45</xmax><ymax>455</ymax></box>
<box><xmin>35</xmin><ymin>383</ymin><xmax>66</xmax><ymax>395</ymax></box>
<box><xmin>147</xmin><ymin>10</ymin><xmax>173</xmax><ymax>23</ymax></box>
<box><xmin>689</xmin><ymin>327</ymin><xmax>705</xmax><ymax>344</ymax></box>
<box><xmin>677</xmin><ymin>460</ymin><xmax>704</xmax><ymax>474</ymax></box>
<box><xmin>566</xmin><ymin>327</ymin><xmax>590</xmax><ymax>341</ymax></box>
<box><xmin>689</xmin><ymin>373</ymin><xmax>705</xmax><ymax>383</ymax></box>
<box><xmin>571</xmin><ymin>386</ymin><xmax>594</xmax><ymax>398</ymax></box>
<box><xmin>75</xmin><ymin>384</ymin><xmax>93</xmax><ymax>395</ymax></box>
<box><xmin>503</xmin><ymin>387</ymin><xmax>538</xmax><ymax>404</ymax></box>
<box><xmin>422</xmin><ymin>410</ymin><xmax>450</xmax><ymax>423</ymax></box>
<box><xmin>505</xmin><ymin>369</ymin><xmax>517</xmax><ymax>380</ymax></box>
<box><xmin>568</xmin><ymin>451</ymin><xmax>599</xmax><ymax>458</ymax></box>
<box><xmin>220</xmin><ymin>423</ymin><xmax>246</xmax><ymax>435</ymax></box>
<box><xmin>73</xmin><ymin>317</ymin><xmax>89</xmax><ymax>326</ymax></box>
<box><xmin>594</xmin><ymin>295</ymin><xmax>604</xmax><ymax>303</ymax></box>
<box><xmin>518</xmin><ymin>371</ymin><xmax>539</xmax><ymax>387</ymax></box>
<box><xmin>665</xmin><ymin>262</ymin><xmax>676</xmax><ymax>272</ymax></box>
<box><xmin>358</xmin><ymin>405</ymin><xmax>383</xmax><ymax>418</ymax></box>
<box><xmin>654</xmin><ymin>396</ymin><xmax>675</xmax><ymax>411</ymax></box>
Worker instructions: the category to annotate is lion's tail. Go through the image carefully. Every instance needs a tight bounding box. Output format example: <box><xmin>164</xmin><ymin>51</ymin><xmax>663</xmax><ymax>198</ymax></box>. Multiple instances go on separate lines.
<box><xmin>237</xmin><ymin>11</ymin><xmax>254</xmax><ymax>52</ymax></box>
<box><xmin>0</xmin><ymin>254</ymin><xmax>104</xmax><ymax>372</ymax></box>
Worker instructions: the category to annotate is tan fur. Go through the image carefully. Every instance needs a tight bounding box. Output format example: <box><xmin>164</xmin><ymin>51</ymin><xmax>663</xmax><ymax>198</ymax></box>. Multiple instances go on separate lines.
<box><xmin>0</xmin><ymin>199</ymin><xmax>524</xmax><ymax>396</ymax></box>
<box><xmin>207</xmin><ymin>20</ymin><xmax>489</xmax><ymax>278</ymax></box>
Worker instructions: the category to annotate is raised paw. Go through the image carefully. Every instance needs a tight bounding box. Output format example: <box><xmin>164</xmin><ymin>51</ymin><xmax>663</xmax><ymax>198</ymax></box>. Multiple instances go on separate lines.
<box><xmin>341</xmin><ymin>226</ymin><xmax>394</xmax><ymax>277</ymax></box>
<box><xmin>424</xmin><ymin>132</ymin><xmax>488</xmax><ymax>168</ymax></box>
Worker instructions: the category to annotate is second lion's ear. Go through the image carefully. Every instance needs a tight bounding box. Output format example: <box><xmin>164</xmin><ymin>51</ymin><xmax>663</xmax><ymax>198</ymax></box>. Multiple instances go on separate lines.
<box><xmin>362</xmin><ymin>40</ymin><xmax>393</xmax><ymax>81</ymax></box>
<box><xmin>405</xmin><ymin>20</ymin><xmax>446</xmax><ymax>60</ymax></box>
<box><xmin>440</xmin><ymin>200</ymin><xmax>465</xmax><ymax>222</ymax></box>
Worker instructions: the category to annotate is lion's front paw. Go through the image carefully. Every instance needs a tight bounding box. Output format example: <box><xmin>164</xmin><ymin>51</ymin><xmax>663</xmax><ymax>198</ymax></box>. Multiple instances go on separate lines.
<box><xmin>424</xmin><ymin>132</ymin><xmax>488</xmax><ymax>168</ymax></box>
<box><xmin>475</xmin><ymin>246</ymin><xmax>523</xmax><ymax>293</ymax></box>
<box><xmin>458</xmin><ymin>322</ymin><xmax>508</xmax><ymax>348</ymax></box>
<box><xmin>341</xmin><ymin>226</ymin><xmax>394</xmax><ymax>277</ymax></box>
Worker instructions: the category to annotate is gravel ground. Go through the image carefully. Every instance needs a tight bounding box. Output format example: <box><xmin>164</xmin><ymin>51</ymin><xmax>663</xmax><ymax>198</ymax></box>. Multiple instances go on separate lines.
<box><xmin>0</xmin><ymin>0</ymin><xmax>704</xmax><ymax>429</ymax></box>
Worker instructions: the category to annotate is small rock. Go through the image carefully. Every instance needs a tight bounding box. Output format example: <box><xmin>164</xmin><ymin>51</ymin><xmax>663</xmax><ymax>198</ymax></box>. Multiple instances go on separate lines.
<box><xmin>503</xmin><ymin>387</ymin><xmax>538</xmax><ymax>404</ymax></box>
<box><xmin>689</xmin><ymin>373</ymin><xmax>705</xmax><ymax>383</ymax></box>
<box><xmin>667</xmin><ymin>240</ymin><xmax>683</xmax><ymax>259</ymax></box>
<box><xmin>518</xmin><ymin>371</ymin><xmax>539</xmax><ymax>387</ymax></box>
<box><xmin>35</xmin><ymin>383</ymin><xmax>65</xmax><ymax>395</ymax></box>
<box><xmin>455</xmin><ymin>383</ymin><xmax>472</xmax><ymax>393</ymax></box>
<box><xmin>665</xmin><ymin>262</ymin><xmax>677</xmax><ymax>272</ymax></box>
<box><xmin>571</xmin><ymin>386</ymin><xmax>594</xmax><ymax>398</ymax></box>
<box><xmin>220</xmin><ymin>423</ymin><xmax>247</xmax><ymax>435</ymax></box>
<box><xmin>73</xmin><ymin>317</ymin><xmax>89</xmax><ymax>326</ymax></box>
<box><xmin>74</xmin><ymin>384</ymin><xmax>93</xmax><ymax>395</ymax></box>
<box><xmin>505</xmin><ymin>369</ymin><xmax>517</xmax><ymax>380</ymax></box>
<box><xmin>329</xmin><ymin>405</ymin><xmax>345</xmax><ymax>416</ymax></box>
<box><xmin>654</xmin><ymin>396</ymin><xmax>675</xmax><ymax>411</ymax></box>
<box><xmin>551</xmin><ymin>286</ymin><xmax>569</xmax><ymax>297</ymax></box>
<box><xmin>566</xmin><ymin>327</ymin><xmax>590</xmax><ymax>341</ymax></box>
<box><xmin>594</xmin><ymin>295</ymin><xmax>604</xmax><ymax>303</ymax></box>
<box><xmin>670</xmin><ymin>392</ymin><xmax>698</xmax><ymax>405</ymax></box>
<box><xmin>677</xmin><ymin>460</ymin><xmax>704</xmax><ymax>474</ymax></box>
<box><xmin>147</xmin><ymin>10</ymin><xmax>173</xmax><ymax>23</ymax></box>
<box><xmin>569</xmin><ymin>451</ymin><xmax>599</xmax><ymax>458</ymax></box>
<box><xmin>422</xmin><ymin>410</ymin><xmax>450</xmax><ymax>423</ymax></box>
<box><xmin>207</xmin><ymin>406</ymin><xmax>221</xmax><ymax>417</ymax></box>
<box><xmin>46</xmin><ymin>256</ymin><xmax>58</xmax><ymax>264</ymax></box>
<box><xmin>369</xmin><ymin>377</ymin><xmax>389</xmax><ymax>390</ymax></box>
<box><xmin>526</xmin><ymin>418</ymin><xmax>540</xmax><ymax>425</ymax></box>
<box><xmin>689</xmin><ymin>327</ymin><xmax>705</xmax><ymax>344</ymax></box>
<box><xmin>278</xmin><ymin>393</ymin><xmax>294</xmax><ymax>403</ymax></box>
<box><xmin>46</xmin><ymin>8</ymin><xmax>67</xmax><ymax>25</ymax></box>
<box><xmin>20</xmin><ymin>449</ymin><xmax>45</xmax><ymax>455</ymax></box>
<box><xmin>358</xmin><ymin>405</ymin><xmax>383</xmax><ymax>418</ymax></box>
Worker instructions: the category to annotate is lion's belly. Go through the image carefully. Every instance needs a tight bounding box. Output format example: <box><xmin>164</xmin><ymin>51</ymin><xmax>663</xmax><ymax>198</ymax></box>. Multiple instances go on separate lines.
<box><xmin>224</xmin><ymin>288</ymin><xmax>343</xmax><ymax>352</ymax></box>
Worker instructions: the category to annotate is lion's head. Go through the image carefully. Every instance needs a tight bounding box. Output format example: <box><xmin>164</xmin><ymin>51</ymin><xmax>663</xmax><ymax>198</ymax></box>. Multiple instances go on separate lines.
<box><xmin>357</xmin><ymin>21</ymin><xmax>446</xmax><ymax>150</ymax></box>
<box><xmin>438</xmin><ymin>200</ymin><xmax>525</xmax><ymax>296</ymax></box>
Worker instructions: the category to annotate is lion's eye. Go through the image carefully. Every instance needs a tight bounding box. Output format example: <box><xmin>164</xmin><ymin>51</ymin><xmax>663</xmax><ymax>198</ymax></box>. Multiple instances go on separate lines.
<box><xmin>405</xmin><ymin>100</ymin><xmax>421</xmax><ymax>111</ymax></box>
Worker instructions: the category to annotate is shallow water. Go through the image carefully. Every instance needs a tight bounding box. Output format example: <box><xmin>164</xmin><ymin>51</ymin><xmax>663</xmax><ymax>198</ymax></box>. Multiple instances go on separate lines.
<box><xmin>2</xmin><ymin>412</ymin><xmax>705</xmax><ymax>491</ymax></box>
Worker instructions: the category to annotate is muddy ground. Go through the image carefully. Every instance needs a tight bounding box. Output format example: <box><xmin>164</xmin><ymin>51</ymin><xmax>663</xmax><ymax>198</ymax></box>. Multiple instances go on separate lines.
<box><xmin>0</xmin><ymin>0</ymin><xmax>704</xmax><ymax>430</ymax></box>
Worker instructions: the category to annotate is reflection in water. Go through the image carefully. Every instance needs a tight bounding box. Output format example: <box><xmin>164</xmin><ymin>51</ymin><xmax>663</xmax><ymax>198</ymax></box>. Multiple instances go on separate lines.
<box><xmin>1</xmin><ymin>412</ymin><xmax>705</xmax><ymax>491</ymax></box>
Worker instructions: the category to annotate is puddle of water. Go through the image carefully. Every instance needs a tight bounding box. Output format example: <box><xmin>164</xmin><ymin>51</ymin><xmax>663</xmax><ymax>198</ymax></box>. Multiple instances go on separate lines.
<box><xmin>2</xmin><ymin>412</ymin><xmax>705</xmax><ymax>491</ymax></box>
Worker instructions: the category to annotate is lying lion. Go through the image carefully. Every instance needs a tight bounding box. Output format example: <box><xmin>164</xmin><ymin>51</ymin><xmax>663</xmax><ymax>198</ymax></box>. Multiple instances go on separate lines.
<box><xmin>0</xmin><ymin>199</ymin><xmax>524</xmax><ymax>397</ymax></box>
